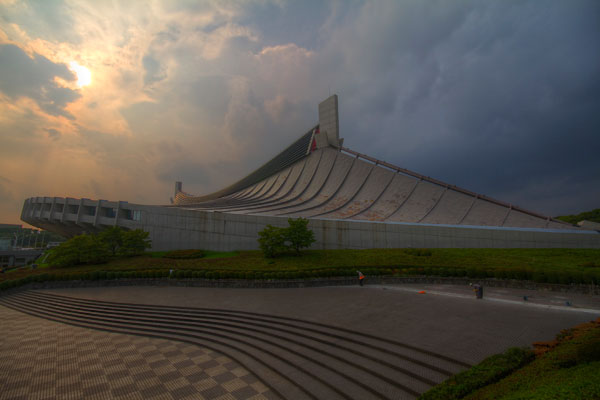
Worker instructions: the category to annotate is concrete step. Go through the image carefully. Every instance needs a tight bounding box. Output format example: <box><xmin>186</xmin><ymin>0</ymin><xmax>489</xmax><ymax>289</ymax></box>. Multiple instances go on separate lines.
<box><xmin>1</xmin><ymin>291</ymin><xmax>472</xmax><ymax>399</ymax></box>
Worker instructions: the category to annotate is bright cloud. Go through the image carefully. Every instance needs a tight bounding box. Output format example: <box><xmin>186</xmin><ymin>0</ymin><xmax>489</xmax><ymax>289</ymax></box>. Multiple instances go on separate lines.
<box><xmin>68</xmin><ymin>61</ymin><xmax>91</xmax><ymax>87</ymax></box>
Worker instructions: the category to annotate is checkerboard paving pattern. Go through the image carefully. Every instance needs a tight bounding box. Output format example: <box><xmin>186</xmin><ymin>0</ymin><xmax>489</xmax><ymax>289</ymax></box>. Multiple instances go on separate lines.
<box><xmin>0</xmin><ymin>305</ymin><xmax>275</xmax><ymax>400</ymax></box>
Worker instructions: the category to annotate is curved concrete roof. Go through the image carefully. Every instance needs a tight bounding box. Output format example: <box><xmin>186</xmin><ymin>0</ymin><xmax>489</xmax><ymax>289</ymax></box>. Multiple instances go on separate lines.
<box><xmin>173</xmin><ymin>139</ymin><xmax>574</xmax><ymax>231</ymax></box>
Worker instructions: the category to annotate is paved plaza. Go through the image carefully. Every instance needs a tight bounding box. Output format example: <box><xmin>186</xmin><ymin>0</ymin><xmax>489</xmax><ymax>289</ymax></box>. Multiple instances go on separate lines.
<box><xmin>1</xmin><ymin>284</ymin><xmax>598</xmax><ymax>399</ymax></box>
<box><xmin>0</xmin><ymin>305</ymin><xmax>272</xmax><ymax>400</ymax></box>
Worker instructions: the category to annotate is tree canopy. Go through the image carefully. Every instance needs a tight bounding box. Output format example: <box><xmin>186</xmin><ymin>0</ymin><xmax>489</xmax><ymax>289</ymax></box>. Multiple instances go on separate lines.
<box><xmin>47</xmin><ymin>227</ymin><xmax>151</xmax><ymax>267</ymax></box>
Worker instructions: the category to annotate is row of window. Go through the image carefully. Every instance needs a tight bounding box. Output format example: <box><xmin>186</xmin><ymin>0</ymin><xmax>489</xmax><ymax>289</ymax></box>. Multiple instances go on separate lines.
<box><xmin>32</xmin><ymin>204</ymin><xmax>141</xmax><ymax>221</ymax></box>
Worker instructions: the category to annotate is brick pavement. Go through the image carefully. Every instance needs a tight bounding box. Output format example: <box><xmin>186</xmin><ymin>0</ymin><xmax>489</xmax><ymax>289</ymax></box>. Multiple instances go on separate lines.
<box><xmin>0</xmin><ymin>306</ymin><xmax>273</xmax><ymax>400</ymax></box>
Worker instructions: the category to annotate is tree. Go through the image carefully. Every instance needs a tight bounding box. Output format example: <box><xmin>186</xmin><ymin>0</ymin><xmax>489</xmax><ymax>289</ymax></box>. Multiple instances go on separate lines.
<box><xmin>258</xmin><ymin>225</ymin><xmax>287</xmax><ymax>258</ymax></box>
<box><xmin>285</xmin><ymin>218</ymin><xmax>315</xmax><ymax>255</ymax></box>
<box><xmin>119</xmin><ymin>229</ymin><xmax>152</xmax><ymax>256</ymax></box>
<box><xmin>257</xmin><ymin>218</ymin><xmax>315</xmax><ymax>258</ymax></box>
<box><xmin>46</xmin><ymin>227</ymin><xmax>151</xmax><ymax>267</ymax></box>
<box><xmin>99</xmin><ymin>226</ymin><xmax>123</xmax><ymax>256</ymax></box>
<box><xmin>47</xmin><ymin>234</ymin><xmax>110</xmax><ymax>267</ymax></box>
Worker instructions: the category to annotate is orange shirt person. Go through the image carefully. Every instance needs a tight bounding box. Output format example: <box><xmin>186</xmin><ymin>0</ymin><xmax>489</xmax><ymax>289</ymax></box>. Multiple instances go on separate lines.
<box><xmin>357</xmin><ymin>270</ymin><xmax>365</xmax><ymax>286</ymax></box>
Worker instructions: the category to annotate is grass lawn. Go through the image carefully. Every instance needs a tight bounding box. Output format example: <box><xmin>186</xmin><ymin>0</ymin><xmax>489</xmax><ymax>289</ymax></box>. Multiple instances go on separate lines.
<box><xmin>1</xmin><ymin>248</ymin><xmax>599</xmax><ymax>284</ymax></box>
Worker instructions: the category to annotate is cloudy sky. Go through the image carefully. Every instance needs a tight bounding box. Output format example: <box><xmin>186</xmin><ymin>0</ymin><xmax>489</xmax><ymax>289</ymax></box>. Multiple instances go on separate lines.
<box><xmin>0</xmin><ymin>0</ymin><xmax>599</xmax><ymax>225</ymax></box>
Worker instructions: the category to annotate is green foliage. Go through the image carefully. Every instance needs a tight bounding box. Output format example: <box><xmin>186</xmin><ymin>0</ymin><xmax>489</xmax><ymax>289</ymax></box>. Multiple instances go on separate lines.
<box><xmin>419</xmin><ymin>347</ymin><xmax>535</xmax><ymax>400</ymax></box>
<box><xmin>285</xmin><ymin>218</ymin><xmax>316</xmax><ymax>255</ymax></box>
<box><xmin>404</xmin><ymin>248</ymin><xmax>432</xmax><ymax>257</ymax></box>
<box><xmin>258</xmin><ymin>218</ymin><xmax>315</xmax><ymax>258</ymax></box>
<box><xmin>119</xmin><ymin>229</ymin><xmax>152</xmax><ymax>256</ymax></box>
<box><xmin>556</xmin><ymin>208</ymin><xmax>600</xmax><ymax>224</ymax></box>
<box><xmin>258</xmin><ymin>225</ymin><xmax>288</xmax><ymax>258</ymax></box>
<box><xmin>466</xmin><ymin>320</ymin><xmax>600</xmax><ymax>399</ymax></box>
<box><xmin>47</xmin><ymin>234</ymin><xmax>111</xmax><ymax>268</ymax></box>
<box><xmin>163</xmin><ymin>249</ymin><xmax>205</xmax><ymax>259</ymax></box>
<box><xmin>44</xmin><ymin>227</ymin><xmax>150</xmax><ymax>268</ymax></box>
<box><xmin>98</xmin><ymin>226</ymin><xmax>123</xmax><ymax>256</ymax></box>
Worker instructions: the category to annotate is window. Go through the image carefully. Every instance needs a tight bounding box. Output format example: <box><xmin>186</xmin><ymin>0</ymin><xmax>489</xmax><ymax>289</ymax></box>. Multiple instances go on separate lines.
<box><xmin>83</xmin><ymin>206</ymin><xmax>96</xmax><ymax>216</ymax></box>
<box><xmin>101</xmin><ymin>207</ymin><xmax>117</xmax><ymax>218</ymax></box>
<box><xmin>133</xmin><ymin>210</ymin><xmax>142</xmax><ymax>221</ymax></box>
<box><xmin>123</xmin><ymin>209</ymin><xmax>142</xmax><ymax>221</ymax></box>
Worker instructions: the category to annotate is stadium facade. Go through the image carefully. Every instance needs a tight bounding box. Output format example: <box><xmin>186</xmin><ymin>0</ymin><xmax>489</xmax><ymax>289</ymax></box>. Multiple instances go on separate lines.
<box><xmin>21</xmin><ymin>95</ymin><xmax>600</xmax><ymax>250</ymax></box>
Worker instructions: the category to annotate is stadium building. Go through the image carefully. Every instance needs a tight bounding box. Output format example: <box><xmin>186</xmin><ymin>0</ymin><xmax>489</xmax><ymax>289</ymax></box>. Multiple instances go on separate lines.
<box><xmin>21</xmin><ymin>96</ymin><xmax>600</xmax><ymax>250</ymax></box>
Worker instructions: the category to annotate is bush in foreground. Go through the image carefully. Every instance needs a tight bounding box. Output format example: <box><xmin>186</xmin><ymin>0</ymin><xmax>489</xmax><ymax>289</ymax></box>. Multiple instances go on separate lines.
<box><xmin>465</xmin><ymin>318</ymin><xmax>600</xmax><ymax>399</ymax></box>
<box><xmin>419</xmin><ymin>347</ymin><xmax>534</xmax><ymax>400</ymax></box>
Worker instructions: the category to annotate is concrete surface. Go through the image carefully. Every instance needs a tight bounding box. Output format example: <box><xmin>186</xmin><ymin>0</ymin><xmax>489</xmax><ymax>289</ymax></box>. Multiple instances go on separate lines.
<box><xmin>37</xmin><ymin>285</ymin><xmax>598</xmax><ymax>365</ymax></box>
<box><xmin>0</xmin><ymin>305</ymin><xmax>272</xmax><ymax>400</ymax></box>
<box><xmin>388</xmin><ymin>181</ymin><xmax>446</xmax><ymax>223</ymax></box>
<box><xmin>321</xmin><ymin>163</ymin><xmax>395</xmax><ymax>219</ymax></box>
<box><xmin>2</xmin><ymin>283</ymin><xmax>597</xmax><ymax>399</ymax></box>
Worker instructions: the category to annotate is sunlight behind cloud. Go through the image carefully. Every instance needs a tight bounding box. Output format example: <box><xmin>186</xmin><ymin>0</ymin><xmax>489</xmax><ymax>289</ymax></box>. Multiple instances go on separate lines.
<box><xmin>69</xmin><ymin>61</ymin><xmax>91</xmax><ymax>87</ymax></box>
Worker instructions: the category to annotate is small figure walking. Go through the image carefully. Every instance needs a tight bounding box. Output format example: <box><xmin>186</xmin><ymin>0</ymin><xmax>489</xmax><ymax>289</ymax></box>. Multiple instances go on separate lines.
<box><xmin>357</xmin><ymin>270</ymin><xmax>365</xmax><ymax>286</ymax></box>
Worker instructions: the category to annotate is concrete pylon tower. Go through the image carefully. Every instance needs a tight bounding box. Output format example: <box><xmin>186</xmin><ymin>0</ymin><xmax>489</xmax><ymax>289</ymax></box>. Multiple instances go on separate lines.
<box><xmin>316</xmin><ymin>94</ymin><xmax>343</xmax><ymax>148</ymax></box>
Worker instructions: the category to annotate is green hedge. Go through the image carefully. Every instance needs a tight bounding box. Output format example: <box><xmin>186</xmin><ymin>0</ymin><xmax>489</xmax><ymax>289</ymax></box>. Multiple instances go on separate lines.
<box><xmin>419</xmin><ymin>347</ymin><xmax>535</xmax><ymax>400</ymax></box>
<box><xmin>2</xmin><ymin>265</ymin><xmax>599</xmax><ymax>293</ymax></box>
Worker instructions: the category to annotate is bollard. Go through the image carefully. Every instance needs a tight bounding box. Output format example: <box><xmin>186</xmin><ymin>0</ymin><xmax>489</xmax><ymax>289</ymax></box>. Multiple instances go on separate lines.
<box><xmin>472</xmin><ymin>283</ymin><xmax>483</xmax><ymax>299</ymax></box>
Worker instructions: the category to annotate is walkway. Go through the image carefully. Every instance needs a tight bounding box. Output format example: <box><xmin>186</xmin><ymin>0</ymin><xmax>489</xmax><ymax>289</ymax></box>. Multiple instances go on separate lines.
<box><xmin>1</xmin><ymin>284</ymin><xmax>597</xmax><ymax>399</ymax></box>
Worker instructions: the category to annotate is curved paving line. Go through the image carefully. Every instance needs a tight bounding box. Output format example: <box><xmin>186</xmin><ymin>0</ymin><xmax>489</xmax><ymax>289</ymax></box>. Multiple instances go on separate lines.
<box><xmin>21</xmin><ymin>291</ymin><xmax>439</xmax><ymax>386</ymax></box>
<box><xmin>5</xmin><ymin>294</ymin><xmax>376</xmax><ymax>400</ymax></box>
<box><xmin>1</xmin><ymin>294</ymin><xmax>393</xmax><ymax>400</ymax></box>
<box><xmin>16</xmin><ymin>291</ymin><xmax>428</xmax><ymax>397</ymax></box>
<box><xmin>0</xmin><ymin>298</ymin><xmax>313</xmax><ymax>400</ymax></box>
<box><xmin>23</xmin><ymin>291</ymin><xmax>450</xmax><ymax>383</ymax></box>
<box><xmin>28</xmin><ymin>290</ymin><xmax>471</xmax><ymax>369</ymax></box>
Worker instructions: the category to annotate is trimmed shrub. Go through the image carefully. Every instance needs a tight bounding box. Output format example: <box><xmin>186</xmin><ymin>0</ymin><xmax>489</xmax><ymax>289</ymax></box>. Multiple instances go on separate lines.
<box><xmin>533</xmin><ymin>271</ymin><xmax>548</xmax><ymax>283</ymax></box>
<box><xmin>419</xmin><ymin>347</ymin><xmax>534</xmax><ymax>400</ymax></box>
<box><xmin>546</xmin><ymin>271</ymin><xmax>559</xmax><ymax>284</ymax></box>
<box><xmin>405</xmin><ymin>248</ymin><xmax>433</xmax><ymax>257</ymax></box>
<box><xmin>583</xmin><ymin>270</ymin><xmax>597</xmax><ymax>284</ymax></box>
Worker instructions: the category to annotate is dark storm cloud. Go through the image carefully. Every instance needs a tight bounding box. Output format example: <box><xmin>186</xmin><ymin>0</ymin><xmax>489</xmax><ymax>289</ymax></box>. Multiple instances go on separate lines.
<box><xmin>328</xmin><ymin>0</ymin><xmax>600</xmax><ymax>215</ymax></box>
<box><xmin>0</xmin><ymin>44</ymin><xmax>80</xmax><ymax>118</ymax></box>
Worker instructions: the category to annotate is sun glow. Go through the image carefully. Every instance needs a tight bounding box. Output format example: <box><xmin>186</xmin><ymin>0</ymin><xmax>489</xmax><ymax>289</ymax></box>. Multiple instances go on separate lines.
<box><xmin>69</xmin><ymin>61</ymin><xmax>92</xmax><ymax>87</ymax></box>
